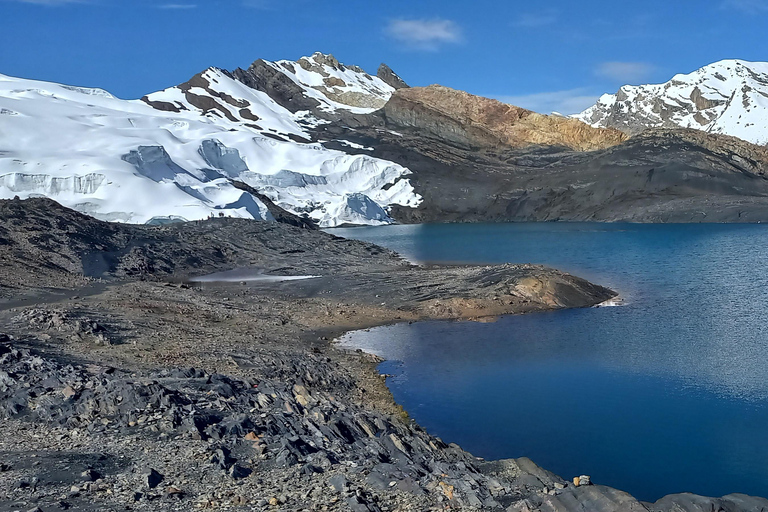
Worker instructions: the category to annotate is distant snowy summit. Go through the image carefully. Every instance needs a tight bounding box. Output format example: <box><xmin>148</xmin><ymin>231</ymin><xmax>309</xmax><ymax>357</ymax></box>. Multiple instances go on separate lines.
<box><xmin>0</xmin><ymin>53</ymin><xmax>419</xmax><ymax>227</ymax></box>
<box><xmin>576</xmin><ymin>59</ymin><xmax>768</xmax><ymax>145</ymax></box>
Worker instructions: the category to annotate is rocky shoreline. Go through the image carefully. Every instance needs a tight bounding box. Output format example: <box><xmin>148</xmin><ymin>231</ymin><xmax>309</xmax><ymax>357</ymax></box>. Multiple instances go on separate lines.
<box><xmin>2</xmin><ymin>198</ymin><xmax>768</xmax><ymax>512</ymax></box>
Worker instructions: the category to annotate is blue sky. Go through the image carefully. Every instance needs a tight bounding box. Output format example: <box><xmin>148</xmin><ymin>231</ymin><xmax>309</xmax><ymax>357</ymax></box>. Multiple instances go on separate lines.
<box><xmin>2</xmin><ymin>0</ymin><xmax>767</xmax><ymax>114</ymax></box>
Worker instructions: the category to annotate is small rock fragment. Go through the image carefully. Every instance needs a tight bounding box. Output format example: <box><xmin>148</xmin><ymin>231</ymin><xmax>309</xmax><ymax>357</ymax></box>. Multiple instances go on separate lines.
<box><xmin>167</xmin><ymin>486</ymin><xmax>184</xmax><ymax>497</ymax></box>
<box><xmin>439</xmin><ymin>481</ymin><xmax>454</xmax><ymax>500</ymax></box>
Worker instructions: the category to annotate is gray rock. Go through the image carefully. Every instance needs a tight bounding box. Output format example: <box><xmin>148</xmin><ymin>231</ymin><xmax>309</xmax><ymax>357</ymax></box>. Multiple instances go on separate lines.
<box><xmin>329</xmin><ymin>474</ymin><xmax>349</xmax><ymax>492</ymax></box>
<box><xmin>80</xmin><ymin>468</ymin><xmax>101</xmax><ymax>482</ymax></box>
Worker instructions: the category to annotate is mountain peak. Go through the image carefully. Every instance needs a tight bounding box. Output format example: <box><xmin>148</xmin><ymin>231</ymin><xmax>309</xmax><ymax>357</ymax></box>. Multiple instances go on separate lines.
<box><xmin>377</xmin><ymin>63</ymin><xmax>409</xmax><ymax>90</ymax></box>
<box><xmin>576</xmin><ymin>58</ymin><xmax>768</xmax><ymax>145</ymax></box>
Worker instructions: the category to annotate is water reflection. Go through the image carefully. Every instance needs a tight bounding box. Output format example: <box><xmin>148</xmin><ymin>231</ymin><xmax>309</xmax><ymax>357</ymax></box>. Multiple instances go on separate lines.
<box><xmin>333</xmin><ymin>223</ymin><xmax>768</xmax><ymax>500</ymax></box>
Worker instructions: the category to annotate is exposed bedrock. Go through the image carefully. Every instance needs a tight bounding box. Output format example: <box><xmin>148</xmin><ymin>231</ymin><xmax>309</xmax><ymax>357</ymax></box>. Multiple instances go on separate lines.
<box><xmin>381</xmin><ymin>85</ymin><xmax>628</xmax><ymax>151</ymax></box>
<box><xmin>232</xmin><ymin>59</ymin><xmax>322</xmax><ymax>114</ymax></box>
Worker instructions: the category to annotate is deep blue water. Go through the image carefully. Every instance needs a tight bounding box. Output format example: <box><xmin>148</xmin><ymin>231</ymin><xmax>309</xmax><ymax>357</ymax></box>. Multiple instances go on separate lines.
<box><xmin>330</xmin><ymin>223</ymin><xmax>768</xmax><ymax>502</ymax></box>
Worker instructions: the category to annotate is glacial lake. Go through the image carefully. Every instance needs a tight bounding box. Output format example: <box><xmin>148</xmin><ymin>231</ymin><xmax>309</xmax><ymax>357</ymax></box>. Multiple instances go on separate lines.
<box><xmin>329</xmin><ymin>223</ymin><xmax>768</xmax><ymax>502</ymax></box>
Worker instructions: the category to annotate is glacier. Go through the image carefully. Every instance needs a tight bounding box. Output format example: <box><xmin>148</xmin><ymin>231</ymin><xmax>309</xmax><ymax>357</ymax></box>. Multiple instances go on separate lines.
<box><xmin>0</xmin><ymin>59</ymin><xmax>420</xmax><ymax>227</ymax></box>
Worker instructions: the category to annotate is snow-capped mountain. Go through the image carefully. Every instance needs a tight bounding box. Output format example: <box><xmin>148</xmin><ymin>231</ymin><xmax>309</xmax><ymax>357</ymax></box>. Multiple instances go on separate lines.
<box><xmin>0</xmin><ymin>53</ymin><xmax>419</xmax><ymax>227</ymax></box>
<box><xmin>576</xmin><ymin>59</ymin><xmax>768</xmax><ymax>145</ymax></box>
<box><xmin>265</xmin><ymin>53</ymin><xmax>396</xmax><ymax>113</ymax></box>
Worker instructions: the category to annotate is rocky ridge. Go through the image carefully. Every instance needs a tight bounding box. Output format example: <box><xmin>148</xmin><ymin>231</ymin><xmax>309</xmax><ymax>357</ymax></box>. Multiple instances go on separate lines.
<box><xmin>320</xmin><ymin>117</ymin><xmax>768</xmax><ymax>224</ymax></box>
<box><xmin>229</xmin><ymin>52</ymin><xmax>398</xmax><ymax>119</ymax></box>
<box><xmin>382</xmin><ymin>85</ymin><xmax>627</xmax><ymax>151</ymax></box>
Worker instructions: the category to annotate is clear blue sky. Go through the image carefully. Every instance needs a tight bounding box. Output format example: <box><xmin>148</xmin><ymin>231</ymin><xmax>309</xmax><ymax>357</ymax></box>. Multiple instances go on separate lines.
<box><xmin>2</xmin><ymin>0</ymin><xmax>767</xmax><ymax>114</ymax></box>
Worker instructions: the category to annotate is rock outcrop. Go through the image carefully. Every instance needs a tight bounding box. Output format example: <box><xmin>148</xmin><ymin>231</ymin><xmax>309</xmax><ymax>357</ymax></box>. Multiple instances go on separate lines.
<box><xmin>377</xmin><ymin>63</ymin><xmax>409</xmax><ymax>90</ymax></box>
<box><xmin>382</xmin><ymin>85</ymin><xmax>628</xmax><ymax>151</ymax></box>
<box><xmin>233</xmin><ymin>52</ymin><xmax>397</xmax><ymax>118</ymax></box>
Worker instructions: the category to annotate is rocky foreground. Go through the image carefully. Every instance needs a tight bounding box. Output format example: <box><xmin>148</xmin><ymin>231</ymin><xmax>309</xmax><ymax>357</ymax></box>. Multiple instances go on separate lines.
<box><xmin>1</xmin><ymin>198</ymin><xmax>767</xmax><ymax>512</ymax></box>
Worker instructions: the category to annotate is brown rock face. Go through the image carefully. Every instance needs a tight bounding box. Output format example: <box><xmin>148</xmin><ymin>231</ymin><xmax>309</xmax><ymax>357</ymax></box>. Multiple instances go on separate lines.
<box><xmin>383</xmin><ymin>85</ymin><xmax>627</xmax><ymax>151</ymax></box>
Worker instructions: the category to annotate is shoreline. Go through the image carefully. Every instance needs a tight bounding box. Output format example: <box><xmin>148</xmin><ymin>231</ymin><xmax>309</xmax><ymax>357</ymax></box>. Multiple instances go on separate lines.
<box><xmin>4</xmin><ymin>277</ymin><xmax>766</xmax><ymax>512</ymax></box>
<box><xmin>2</xmin><ymin>199</ymin><xmax>767</xmax><ymax>511</ymax></box>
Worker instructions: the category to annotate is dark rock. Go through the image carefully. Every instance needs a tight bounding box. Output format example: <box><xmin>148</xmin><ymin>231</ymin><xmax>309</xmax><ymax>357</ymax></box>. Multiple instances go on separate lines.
<box><xmin>228</xmin><ymin>464</ymin><xmax>252</xmax><ymax>480</ymax></box>
<box><xmin>211</xmin><ymin>447</ymin><xmax>235</xmax><ymax>470</ymax></box>
<box><xmin>229</xmin><ymin>180</ymin><xmax>318</xmax><ymax>230</ymax></box>
<box><xmin>377</xmin><ymin>64</ymin><xmax>409</xmax><ymax>90</ymax></box>
<box><xmin>300</xmin><ymin>463</ymin><xmax>323</xmax><ymax>475</ymax></box>
<box><xmin>233</xmin><ymin>60</ymin><xmax>321</xmax><ymax>115</ymax></box>
<box><xmin>143</xmin><ymin>468</ymin><xmax>164</xmax><ymax>489</ymax></box>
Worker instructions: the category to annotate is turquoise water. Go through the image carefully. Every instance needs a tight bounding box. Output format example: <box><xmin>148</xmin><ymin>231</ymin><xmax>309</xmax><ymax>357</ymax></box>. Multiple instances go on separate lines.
<box><xmin>330</xmin><ymin>223</ymin><xmax>768</xmax><ymax>502</ymax></box>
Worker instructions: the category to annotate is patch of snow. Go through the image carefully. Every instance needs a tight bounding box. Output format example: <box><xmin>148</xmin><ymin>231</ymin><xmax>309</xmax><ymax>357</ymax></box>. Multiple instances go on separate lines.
<box><xmin>336</xmin><ymin>140</ymin><xmax>374</xmax><ymax>151</ymax></box>
<box><xmin>190</xmin><ymin>268</ymin><xmax>320</xmax><ymax>283</ymax></box>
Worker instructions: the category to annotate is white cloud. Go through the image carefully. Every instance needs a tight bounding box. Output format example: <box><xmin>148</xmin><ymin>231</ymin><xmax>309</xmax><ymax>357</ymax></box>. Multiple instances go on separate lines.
<box><xmin>512</xmin><ymin>11</ymin><xmax>558</xmax><ymax>28</ymax></box>
<box><xmin>595</xmin><ymin>61</ymin><xmax>655</xmax><ymax>83</ymax></box>
<box><xmin>493</xmin><ymin>88</ymin><xmax>600</xmax><ymax>115</ymax></box>
<box><xmin>721</xmin><ymin>0</ymin><xmax>768</xmax><ymax>12</ymax></box>
<box><xmin>157</xmin><ymin>3</ymin><xmax>197</xmax><ymax>8</ymax></box>
<box><xmin>385</xmin><ymin>18</ymin><xmax>462</xmax><ymax>51</ymax></box>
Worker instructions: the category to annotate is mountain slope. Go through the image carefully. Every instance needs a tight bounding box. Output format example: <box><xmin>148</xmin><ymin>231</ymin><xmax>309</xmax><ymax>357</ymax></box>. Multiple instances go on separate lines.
<box><xmin>321</xmin><ymin>115</ymin><xmax>768</xmax><ymax>223</ymax></box>
<box><xmin>382</xmin><ymin>85</ymin><xmax>627</xmax><ymax>151</ymax></box>
<box><xmin>0</xmin><ymin>55</ymin><xmax>420</xmax><ymax>227</ymax></box>
<box><xmin>576</xmin><ymin>59</ymin><xmax>768</xmax><ymax>145</ymax></box>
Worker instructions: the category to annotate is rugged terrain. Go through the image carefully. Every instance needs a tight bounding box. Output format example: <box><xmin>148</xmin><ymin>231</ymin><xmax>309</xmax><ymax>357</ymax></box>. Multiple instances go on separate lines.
<box><xmin>320</xmin><ymin>110</ymin><xmax>768</xmax><ymax>223</ymax></box>
<box><xmin>6</xmin><ymin>53</ymin><xmax>768</xmax><ymax>227</ymax></box>
<box><xmin>3</xmin><ymin>199</ymin><xmax>768</xmax><ymax>511</ymax></box>
<box><xmin>0</xmin><ymin>54</ymin><xmax>420</xmax><ymax>227</ymax></box>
